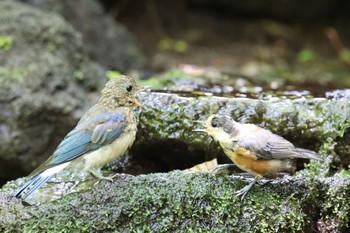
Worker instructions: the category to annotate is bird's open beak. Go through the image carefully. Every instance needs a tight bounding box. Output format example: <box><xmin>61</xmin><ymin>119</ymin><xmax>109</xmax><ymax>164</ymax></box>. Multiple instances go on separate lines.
<box><xmin>193</xmin><ymin>128</ymin><xmax>207</xmax><ymax>133</ymax></box>
<box><xmin>193</xmin><ymin>120</ymin><xmax>207</xmax><ymax>132</ymax></box>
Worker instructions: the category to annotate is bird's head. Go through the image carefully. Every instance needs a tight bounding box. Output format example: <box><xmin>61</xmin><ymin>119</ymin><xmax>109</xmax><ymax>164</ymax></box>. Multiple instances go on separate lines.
<box><xmin>100</xmin><ymin>75</ymin><xmax>144</xmax><ymax>109</ymax></box>
<box><xmin>194</xmin><ymin>114</ymin><xmax>238</xmax><ymax>142</ymax></box>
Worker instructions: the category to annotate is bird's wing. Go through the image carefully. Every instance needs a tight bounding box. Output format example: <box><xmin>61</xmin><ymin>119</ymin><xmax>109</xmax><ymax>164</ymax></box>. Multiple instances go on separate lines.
<box><xmin>51</xmin><ymin>112</ymin><xmax>128</xmax><ymax>164</ymax></box>
<box><xmin>30</xmin><ymin>111</ymin><xmax>128</xmax><ymax>175</ymax></box>
<box><xmin>237</xmin><ymin>130</ymin><xmax>297</xmax><ymax>160</ymax></box>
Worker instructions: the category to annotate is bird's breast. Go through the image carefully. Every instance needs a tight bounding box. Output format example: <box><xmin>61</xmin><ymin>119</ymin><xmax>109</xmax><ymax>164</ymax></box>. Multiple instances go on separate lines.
<box><xmin>71</xmin><ymin>127</ymin><xmax>137</xmax><ymax>171</ymax></box>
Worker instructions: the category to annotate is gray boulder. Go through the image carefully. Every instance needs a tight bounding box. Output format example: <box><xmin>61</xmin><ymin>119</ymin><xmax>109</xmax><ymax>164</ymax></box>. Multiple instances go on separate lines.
<box><xmin>0</xmin><ymin>0</ymin><xmax>107</xmax><ymax>181</ymax></box>
<box><xmin>21</xmin><ymin>0</ymin><xmax>149</xmax><ymax>73</ymax></box>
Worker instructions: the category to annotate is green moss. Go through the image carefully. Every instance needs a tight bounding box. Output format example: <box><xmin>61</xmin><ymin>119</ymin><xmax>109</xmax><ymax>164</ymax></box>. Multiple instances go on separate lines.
<box><xmin>73</xmin><ymin>70</ymin><xmax>84</xmax><ymax>80</ymax></box>
<box><xmin>321</xmin><ymin>175</ymin><xmax>350</xmax><ymax>231</ymax></box>
<box><xmin>5</xmin><ymin>172</ymin><xmax>342</xmax><ymax>232</ymax></box>
<box><xmin>339</xmin><ymin>169</ymin><xmax>350</xmax><ymax>176</ymax></box>
<box><xmin>0</xmin><ymin>35</ymin><xmax>13</xmax><ymax>51</ymax></box>
<box><xmin>0</xmin><ymin>66</ymin><xmax>27</xmax><ymax>82</ymax></box>
<box><xmin>45</xmin><ymin>41</ymin><xmax>58</xmax><ymax>52</ymax></box>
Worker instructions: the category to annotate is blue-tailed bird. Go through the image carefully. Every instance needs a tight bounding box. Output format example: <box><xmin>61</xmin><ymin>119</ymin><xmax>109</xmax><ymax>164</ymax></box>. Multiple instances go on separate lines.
<box><xmin>13</xmin><ymin>75</ymin><xmax>143</xmax><ymax>200</ymax></box>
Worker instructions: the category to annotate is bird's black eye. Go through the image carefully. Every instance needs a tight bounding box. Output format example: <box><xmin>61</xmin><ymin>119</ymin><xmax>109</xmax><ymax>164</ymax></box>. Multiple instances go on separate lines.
<box><xmin>126</xmin><ymin>85</ymin><xmax>133</xmax><ymax>92</ymax></box>
<box><xmin>211</xmin><ymin>118</ymin><xmax>218</xmax><ymax>127</ymax></box>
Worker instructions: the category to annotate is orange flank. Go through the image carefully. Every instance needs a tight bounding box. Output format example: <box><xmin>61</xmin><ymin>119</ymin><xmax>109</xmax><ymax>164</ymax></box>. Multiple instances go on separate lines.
<box><xmin>224</xmin><ymin>147</ymin><xmax>286</xmax><ymax>179</ymax></box>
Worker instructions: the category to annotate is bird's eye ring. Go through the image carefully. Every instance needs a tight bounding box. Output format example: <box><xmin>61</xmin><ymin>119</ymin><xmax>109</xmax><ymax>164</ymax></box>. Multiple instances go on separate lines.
<box><xmin>126</xmin><ymin>85</ymin><xmax>133</xmax><ymax>92</ymax></box>
<box><xmin>211</xmin><ymin>121</ymin><xmax>218</xmax><ymax>127</ymax></box>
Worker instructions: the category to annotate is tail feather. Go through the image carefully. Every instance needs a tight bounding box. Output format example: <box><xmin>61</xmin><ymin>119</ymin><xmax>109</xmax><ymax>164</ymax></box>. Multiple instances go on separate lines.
<box><xmin>295</xmin><ymin>148</ymin><xmax>322</xmax><ymax>161</ymax></box>
<box><xmin>280</xmin><ymin>159</ymin><xmax>297</xmax><ymax>174</ymax></box>
<box><xmin>13</xmin><ymin>162</ymin><xmax>70</xmax><ymax>200</ymax></box>
<box><xmin>13</xmin><ymin>173</ymin><xmax>55</xmax><ymax>200</ymax></box>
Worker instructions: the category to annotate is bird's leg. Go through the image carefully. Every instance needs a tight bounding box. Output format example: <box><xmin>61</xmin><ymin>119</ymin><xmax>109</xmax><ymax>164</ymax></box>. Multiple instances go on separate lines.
<box><xmin>210</xmin><ymin>164</ymin><xmax>237</xmax><ymax>174</ymax></box>
<box><xmin>235</xmin><ymin>179</ymin><xmax>257</xmax><ymax>200</ymax></box>
<box><xmin>89</xmin><ymin>169</ymin><xmax>119</xmax><ymax>186</ymax></box>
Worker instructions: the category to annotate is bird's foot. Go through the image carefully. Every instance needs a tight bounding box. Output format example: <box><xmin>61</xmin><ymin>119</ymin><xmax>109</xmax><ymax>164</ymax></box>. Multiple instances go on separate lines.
<box><xmin>89</xmin><ymin>170</ymin><xmax>119</xmax><ymax>186</ymax></box>
<box><xmin>210</xmin><ymin>164</ymin><xmax>237</xmax><ymax>174</ymax></box>
<box><xmin>234</xmin><ymin>180</ymin><xmax>256</xmax><ymax>200</ymax></box>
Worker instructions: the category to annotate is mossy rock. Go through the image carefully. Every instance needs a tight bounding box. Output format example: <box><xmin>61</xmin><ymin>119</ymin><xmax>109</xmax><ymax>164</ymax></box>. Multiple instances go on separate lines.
<box><xmin>1</xmin><ymin>171</ymin><xmax>350</xmax><ymax>232</ymax></box>
<box><xmin>132</xmin><ymin>89</ymin><xmax>350</xmax><ymax>176</ymax></box>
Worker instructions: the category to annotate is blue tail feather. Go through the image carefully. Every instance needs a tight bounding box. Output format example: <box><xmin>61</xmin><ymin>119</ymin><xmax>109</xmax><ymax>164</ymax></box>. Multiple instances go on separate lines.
<box><xmin>13</xmin><ymin>173</ymin><xmax>55</xmax><ymax>200</ymax></box>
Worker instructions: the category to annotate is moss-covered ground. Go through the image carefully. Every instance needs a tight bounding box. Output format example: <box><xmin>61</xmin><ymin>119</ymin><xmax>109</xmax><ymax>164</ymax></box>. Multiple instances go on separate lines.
<box><xmin>3</xmin><ymin>171</ymin><xmax>349</xmax><ymax>232</ymax></box>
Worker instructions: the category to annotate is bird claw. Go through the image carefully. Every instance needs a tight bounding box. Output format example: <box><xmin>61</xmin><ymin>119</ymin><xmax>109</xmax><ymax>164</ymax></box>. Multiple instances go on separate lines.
<box><xmin>89</xmin><ymin>169</ymin><xmax>119</xmax><ymax>186</ymax></box>
<box><xmin>234</xmin><ymin>185</ymin><xmax>251</xmax><ymax>200</ymax></box>
<box><xmin>234</xmin><ymin>180</ymin><xmax>257</xmax><ymax>200</ymax></box>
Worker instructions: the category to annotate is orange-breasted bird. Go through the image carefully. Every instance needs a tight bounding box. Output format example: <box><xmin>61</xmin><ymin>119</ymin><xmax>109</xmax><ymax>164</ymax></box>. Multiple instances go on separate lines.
<box><xmin>195</xmin><ymin>114</ymin><xmax>322</xmax><ymax>200</ymax></box>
